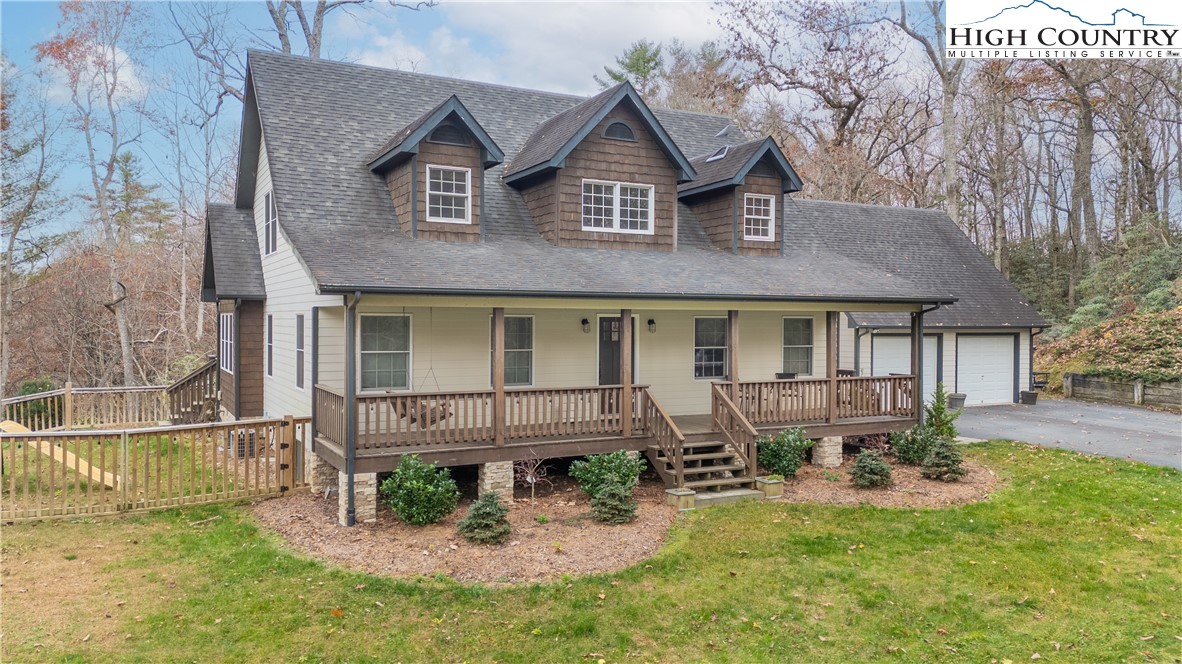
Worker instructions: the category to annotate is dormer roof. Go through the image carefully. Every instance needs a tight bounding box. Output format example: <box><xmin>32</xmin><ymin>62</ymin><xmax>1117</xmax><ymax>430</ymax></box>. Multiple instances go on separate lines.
<box><xmin>368</xmin><ymin>94</ymin><xmax>504</xmax><ymax>172</ymax></box>
<box><xmin>678</xmin><ymin>137</ymin><xmax>803</xmax><ymax>198</ymax></box>
<box><xmin>502</xmin><ymin>81</ymin><xmax>697</xmax><ymax>185</ymax></box>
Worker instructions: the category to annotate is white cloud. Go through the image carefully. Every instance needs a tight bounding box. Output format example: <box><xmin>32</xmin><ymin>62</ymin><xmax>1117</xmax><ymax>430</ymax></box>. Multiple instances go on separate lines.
<box><xmin>42</xmin><ymin>44</ymin><xmax>150</xmax><ymax>107</ymax></box>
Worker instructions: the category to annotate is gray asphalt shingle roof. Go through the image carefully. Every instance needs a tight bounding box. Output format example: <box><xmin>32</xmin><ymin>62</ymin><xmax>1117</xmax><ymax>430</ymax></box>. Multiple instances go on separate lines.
<box><xmin>203</xmin><ymin>203</ymin><xmax>265</xmax><ymax>300</ymax></box>
<box><xmin>218</xmin><ymin>51</ymin><xmax>1041</xmax><ymax>324</ymax></box>
<box><xmin>502</xmin><ymin>83</ymin><xmax>623</xmax><ymax>178</ymax></box>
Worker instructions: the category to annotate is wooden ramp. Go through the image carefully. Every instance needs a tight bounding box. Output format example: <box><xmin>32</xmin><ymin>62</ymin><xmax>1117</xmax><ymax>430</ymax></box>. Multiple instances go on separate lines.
<box><xmin>1</xmin><ymin>420</ymin><xmax>121</xmax><ymax>490</ymax></box>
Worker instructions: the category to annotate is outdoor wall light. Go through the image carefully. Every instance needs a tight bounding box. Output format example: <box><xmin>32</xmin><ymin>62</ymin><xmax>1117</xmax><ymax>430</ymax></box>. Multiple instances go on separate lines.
<box><xmin>581</xmin><ymin>318</ymin><xmax>591</xmax><ymax>333</ymax></box>
<box><xmin>648</xmin><ymin>319</ymin><xmax>656</xmax><ymax>333</ymax></box>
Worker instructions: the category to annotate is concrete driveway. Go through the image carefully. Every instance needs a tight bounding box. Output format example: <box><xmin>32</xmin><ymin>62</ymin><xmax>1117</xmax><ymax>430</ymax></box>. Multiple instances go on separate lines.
<box><xmin>956</xmin><ymin>399</ymin><xmax>1181</xmax><ymax>469</ymax></box>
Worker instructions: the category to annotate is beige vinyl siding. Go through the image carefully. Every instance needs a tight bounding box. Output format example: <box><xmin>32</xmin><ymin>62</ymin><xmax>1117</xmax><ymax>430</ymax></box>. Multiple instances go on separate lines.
<box><xmin>838</xmin><ymin>313</ymin><xmax>856</xmax><ymax>371</ymax></box>
<box><xmin>254</xmin><ymin>136</ymin><xmax>341</xmax><ymax>419</ymax></box>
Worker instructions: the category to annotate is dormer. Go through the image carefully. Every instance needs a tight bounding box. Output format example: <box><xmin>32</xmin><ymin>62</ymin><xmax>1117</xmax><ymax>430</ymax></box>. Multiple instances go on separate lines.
<box><xmin>503</xmin><ymin>82</ymin><xmax>696</xmax><ymax>252</ymax></box>
<box><xmin>678</xmin><ymin>137</ymin><xmax>803</xmax><ymax>256</ymax></box>
<box><xmin>368</xmin><ymin>95</ymin><xmax>504</xmax><ymax>243</ymax></box>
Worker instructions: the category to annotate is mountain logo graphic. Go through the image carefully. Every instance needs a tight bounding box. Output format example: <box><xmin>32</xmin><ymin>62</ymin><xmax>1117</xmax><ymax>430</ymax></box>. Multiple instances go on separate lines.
<box><xmin>965</xmin><ymin>0</ymin><xmax>1173</xmax><ymax>27</ymax></box>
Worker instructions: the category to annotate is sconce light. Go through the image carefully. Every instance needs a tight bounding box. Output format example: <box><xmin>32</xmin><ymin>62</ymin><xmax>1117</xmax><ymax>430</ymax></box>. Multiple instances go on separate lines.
<box><xmin>581</xmin><ymin>318</ymin><xmax>591</xmax><ymax>334</ymax></box>
<box><xmin>647</xmin><ymin>318</ymin><xmax>656</xmax><ymax>333</ymax></box>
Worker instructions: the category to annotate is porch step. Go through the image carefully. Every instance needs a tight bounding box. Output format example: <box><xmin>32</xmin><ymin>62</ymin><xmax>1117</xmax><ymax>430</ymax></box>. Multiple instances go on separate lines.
<box><xmin>646</xmin><ymin>447</ymin><xmax>732</xmax><ymax>462</ymax></box>
<box><xmin>684</xmin><ymin>476</ymin><xmax>756</xmax><ymax>490</ymax></box>
<box><xmin>693</xmin><ymin>488</ymin><xmax>765</xmax><ymax>508</ymax></box>
<box><xmin>681</xmin><ymin>463</ymin><xmax>746</xmax><ymax>476</ymax></box>
<box><xmin>646</xmin><ymin>439</ymin><xmax>754</xmax><ymax>494</ymax></box>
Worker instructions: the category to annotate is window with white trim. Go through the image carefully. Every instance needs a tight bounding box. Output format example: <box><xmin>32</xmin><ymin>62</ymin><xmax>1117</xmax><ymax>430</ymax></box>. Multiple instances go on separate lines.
<box><xmin>426</xmin><ymin>165</ymin><xmax>471</xmax><ymax>223</ymax></box>
<box><xmin>782</xmin><ymin>317</ymin><xmax>813</xmax><ymax>375</ymax></box>
<box><xmin>263</xmin><ymin>192</ymin><xmax>278</xmax><ymax>255</ymax></box>
<box><xmin>693</xmin><ymin>317</ymin><xmax>727</xmax><ymax>379</ymax></box>
<box><xmin>744</xmin><ymin>194</ymin><xmax>776</xmax><ymax>241</ymax></box>
<box><xmin>265</xmin><ymin>315</ymin><xmax>273</xmax><ymax>377</ymax></box>
<box><xmin>360</xmin><ymin>314</ymin><xmax>411</xmax><ymax>390</ymax></box>
<box><xmin>490</xmin><ymin>316</ymin><xmax>533</xmax><ymax>386</ymax></box>
<box><xmin>581</xmin><ymin>179</ymin><xmax>654</xmax><ymax>234</ymax></box>
<box><xmin>295</xmin><ymin>314</ymin><xmax>305</xmax><ymax>389</ymax></box>
<box><xmin>219</xmin><ymin>312</ymin><xmax>234</xmax><ymax>374</ymax></box>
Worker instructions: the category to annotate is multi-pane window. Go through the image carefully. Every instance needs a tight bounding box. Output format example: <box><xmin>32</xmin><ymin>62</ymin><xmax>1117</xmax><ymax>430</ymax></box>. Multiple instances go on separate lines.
<box><xmin>744</xmin><ymin>194</ymin><xmax>776</xmax><ymax>241</ymax></box>
<box><xmin>263</xmin><ymin>192</ymin><xmax>278</xmax><ymax>255</ymax></box>
<box><xmin>491</xmin><ymin>316</ymin><xmax>533</xmax><ymax>386</ymax></box>
<box><xmin>427</xmin><ymin>165</ymin><xmax>471</xmax><ymax>223</ymax></box>
<box><xmin>266</xmin><ymin>315</ymin><xmax>273</xmax><ymax>377</ymax></box>
<box><xmin>219</xmin><ymin>312</ymin><xmax>234</xmax><ymax>374</ymax></box>
<box><xmin>693</xmin><ymin>317</ymin><xmax>727</xmax><ymax>379</ymax></box>
<box><xmin>782</xmin><ymin>318</ymin><xmax>814</xmax><ymax>376</ymax></box>
<box><xmin>295</xmin><ymin>314</ymin><xmax>305</xmax><ymax>389</ymax></box>
<box><xmin>581</xmin><ymin>180</ymin><xmax>654</xmax><ymax>234</ymax></box>
<box><xmin>360</xmin><ymin>315</ymin><xmax>411</xmax><ymax>390</ymax></box>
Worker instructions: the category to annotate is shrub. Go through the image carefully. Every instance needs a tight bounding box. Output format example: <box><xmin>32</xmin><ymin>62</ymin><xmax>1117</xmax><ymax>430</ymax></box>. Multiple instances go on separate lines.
<box><xmin>756</xmin><ymin>427</ymin><xmax>813</xmax><ymax>478</ymax></box>
<box><xmin>849</xmin><ymin>450</ymin><xmax>892</xmax><ymax>488</ymax></box>
<box><xmin>379</xmin><ymin>455</ymin><xmax>460</xmax><ymax>526</ymax></box>
<box><xmin>890</xmin><ymin>425</ymin><xmax>939</xmax><ymax>465</ymax></box>
<box><xmin>921</xmin><ymin>438</ymin><xmax>968</xmax><ymax>482</ymax></box>
<box><xmin>569</xmin><ymin>450</ymin><xmax>644</xmax><ymax>498</ymax></box>
<box><xmin>923</xmin><ymin>382</ymin><xmax>960</xmax><ymax>440</ymax></box>
<box><xmin>589</xmin><ymin>479</ymin><xmax>638</xmax><ymax>524</ymax></box>
<box><xmin>457</xmin><ymin>492</ymin><xmax>511</xmax><ymax>544</ymax></box>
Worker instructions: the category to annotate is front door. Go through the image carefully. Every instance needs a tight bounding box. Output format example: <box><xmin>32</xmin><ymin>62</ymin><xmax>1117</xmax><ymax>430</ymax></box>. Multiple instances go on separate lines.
<box><xmin>598</xmin><ymin>317</ymin><xmax>637</xmax><ymax>385</ymax></box>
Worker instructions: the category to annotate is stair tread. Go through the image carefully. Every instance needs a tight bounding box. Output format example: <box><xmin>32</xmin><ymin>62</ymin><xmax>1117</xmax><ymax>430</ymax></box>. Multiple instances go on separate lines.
<box><xmin>651</xmin><ymin>451</ymin><xmax>734</xmax><ymax>462</ymax></box>
<box><xmin>681</xmin><ymin>463</ymin><xmax>747</xmax><ymax>475</ymax></box>
<box><xmin>684</xmin><ymin>476</ymin><xmax>756</xmax><ymax>489</ymax></box>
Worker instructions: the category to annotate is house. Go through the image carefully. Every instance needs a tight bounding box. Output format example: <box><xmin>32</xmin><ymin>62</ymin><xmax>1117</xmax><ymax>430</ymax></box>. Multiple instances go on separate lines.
<box><xmin>201</xmin><ymin>51</ymin><xmax>1043</xmax><ymax>525</ymax></box>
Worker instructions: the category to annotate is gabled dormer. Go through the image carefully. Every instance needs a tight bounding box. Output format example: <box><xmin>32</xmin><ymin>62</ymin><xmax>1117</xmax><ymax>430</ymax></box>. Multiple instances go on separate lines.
<box><xmin>678</xmin><ymin>137</ymin><xmax>802</xmax><ymax>257</ymax></box>
<box><xmin>368</xmin><ymin>95</ymin><xmax>504</xmax><ymax>243</ymax></box>
<box><xmin>504</xmin><ymin>82</ymin><xmax>696</xmax><ymax>252</ymax></box>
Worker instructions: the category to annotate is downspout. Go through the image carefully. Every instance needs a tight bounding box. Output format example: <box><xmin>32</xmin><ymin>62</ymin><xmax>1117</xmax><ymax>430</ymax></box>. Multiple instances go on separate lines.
<box><xmin>233</xmin><ymin>298</ymin><xmax>242</xmax><ymax>419</ymax></box>
<box><xmin>915</xmin><ymin>303</ymin><xmax>942</xmax><ymax>424</ymax></box>
<box><xmin>310</xmin><ymin>306</ymin><xmax>319</xmax><ymax>454</ymax></box>
<box><xmin>344</xmin><ymin>292</ymin><xmax>362</xmax><ymax>526</ymax></box>
<box><xmin>853</xmin><ymin>327</ymin><xmax>867</xmax><ymax>375</ymax></box>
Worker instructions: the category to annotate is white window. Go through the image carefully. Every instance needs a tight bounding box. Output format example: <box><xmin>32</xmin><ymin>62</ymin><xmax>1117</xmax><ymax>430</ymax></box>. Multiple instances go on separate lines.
<box><xmin>490</xmin><ymin>316</ymin><xmax>533</xmax><ymax>387</ymax></box>
<box><xmin>693</xmin><ymin>317</ymin><xmax>727</xmax><ymax>379</ymax></box>
<box><xmin>295</xmin><ymin>314</ymin><xmax>305</xmax><ymax>389</ymax></box>
<box><xmin>360</xmin><ymin>314</ymin><xmax>411</xmax><ymax>391</ymax></box>
<box><xmin>783</xmin><ymin>317</ymin><xmax>814</xmax><ymax>375</ymax></box>
<box><xmin>426</xmin><ymin>165</ymin><xmax>471</xmax><ymax>223</ymax></box>
<box><xmin>581</xmin><ymin>179</ymin><xmax>654</xmax><ymax>235</ymax></box>
<box><xmin>219</xmin><ymin>312</ymin><xmax>234</xmax><ymax>374</ymax></box>
<box><xmin>266</xmin><ymin>315</ymin><xmax>273</xmax><ymax>377</ymax></box>
<box><xmin>263</xmin><ymin>192</ymin><xmax>278</xmax><ymax>255</ymax></box>
<box><xmin>744</xmin><ymin>194</ymin><xmax>776</xmax><ymax>241</ymax></box>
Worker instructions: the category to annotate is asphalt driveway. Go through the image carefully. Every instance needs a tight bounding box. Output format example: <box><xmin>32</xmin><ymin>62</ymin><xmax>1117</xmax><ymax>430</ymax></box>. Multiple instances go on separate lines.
<box><xmin>956</xmin><ymin>398</ymin><xmax>1181</xmax><ymax>469</ymax></box>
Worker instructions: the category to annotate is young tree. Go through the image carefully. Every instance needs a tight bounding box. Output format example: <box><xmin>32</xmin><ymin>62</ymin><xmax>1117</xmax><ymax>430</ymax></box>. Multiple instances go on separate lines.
<box><xmin>595</xmin><ymin>39</ymin><xmax>664</xmax><ymax>97</ymax></box>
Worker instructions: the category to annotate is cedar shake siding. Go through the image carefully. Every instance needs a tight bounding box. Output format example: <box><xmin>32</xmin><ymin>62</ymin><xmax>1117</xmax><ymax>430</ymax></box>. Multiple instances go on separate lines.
<box><xmin>382</xmin><ymin>135</ymin><xmax>483</xmax><ymax>242</ymax></box>
<box><xmin>553</xmin><ymin>106</ymin><xmax>678</xmax><ymax>251</ymax></box>
<box><xmin>522</xmin><ymin>176</ymin><xmax>558</xmax><ymax>242</ymax></box>
<box><xmin>736</xmin><ymin>174</ymin><xmax>783</xmax><ymax>256</ymax></box>
<box><xmin>688</xmin><ymin>190</ymin><xmax>734</xmax><ymax>251</ymax></box>
<box><xmin>217</xmin><ymin>299</ymin><xmax>264</xmax><ymax>419</ymax></box>
<box><xmin>685</xmin><ymin>173</ymin><xmax>784</xmax><ymax>256</ymax></box>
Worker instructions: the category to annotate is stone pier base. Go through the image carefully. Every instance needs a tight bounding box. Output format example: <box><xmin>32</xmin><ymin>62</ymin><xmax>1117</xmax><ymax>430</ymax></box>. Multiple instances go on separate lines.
<box><xmin>478</xmin><ymin>461</ymin><xmax>514</xmax><ymax>499</ymax></box>
<box><xmin>309</xmin><ymin>452</ymin><xmax>338</xmax><ymax>497</ymax></box>
<box><xmin>338</xmin><ymin>471</ymin><xmax>378</xmax><ymax>526</ymax></box>
<box><xmin>811</xmin><ymin>436</ymin><xmax>843</xmax><ymax>468</ymax></box>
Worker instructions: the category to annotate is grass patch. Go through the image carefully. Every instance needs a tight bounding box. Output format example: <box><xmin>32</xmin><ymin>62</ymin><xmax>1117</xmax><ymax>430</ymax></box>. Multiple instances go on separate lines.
<box><xmin>3</xmin><ymin>442</ymin><xmax>1181</xmax><ymax>663</ymax></box>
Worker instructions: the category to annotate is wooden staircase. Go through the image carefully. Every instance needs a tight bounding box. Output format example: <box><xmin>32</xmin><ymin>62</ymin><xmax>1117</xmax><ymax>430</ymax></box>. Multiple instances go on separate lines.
<box><xmin>165</xmin><ymin>357</ymin><xmax>220</xmax><ymax>425</ymax></box>
<box><xmin>646</xmin><ymin>440</ymin><xmax>755</xmax><ymax>493</ymax></box>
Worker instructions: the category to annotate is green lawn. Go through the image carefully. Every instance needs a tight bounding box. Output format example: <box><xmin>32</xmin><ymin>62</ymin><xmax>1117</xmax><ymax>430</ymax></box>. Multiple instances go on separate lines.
<box><xmin>3</xmin><ymin>442</ymin><xmax>1180</xmax><ymax>663</ymax></box>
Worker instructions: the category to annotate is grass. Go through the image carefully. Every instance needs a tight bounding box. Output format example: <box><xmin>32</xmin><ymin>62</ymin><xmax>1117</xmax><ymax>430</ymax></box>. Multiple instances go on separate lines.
<box><xmin>3</xmin><ymin>442</ymin><xmax>1181</xmax><ymax>663</ymax></box>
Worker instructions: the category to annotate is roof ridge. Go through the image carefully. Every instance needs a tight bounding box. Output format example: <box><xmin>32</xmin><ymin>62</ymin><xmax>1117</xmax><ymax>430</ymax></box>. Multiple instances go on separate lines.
<box><xmin>790</xmin><ymin>197</ymin><xmax>948</xmax><ymax>213</ymax></box>
<box><xmin>246</xmin><ymin>49</ymin><xmax>741</xmax><ymax>123</ymax></box>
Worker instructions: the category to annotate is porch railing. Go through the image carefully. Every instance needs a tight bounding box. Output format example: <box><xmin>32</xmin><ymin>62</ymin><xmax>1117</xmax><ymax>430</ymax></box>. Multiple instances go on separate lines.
<box><xmin>836</xmin><ymin>375</ymin><xmax>916</xmax><ymax>419</ymax></box>
<box><xmin>314</xmin><ymin>384</ymin><xmax>650</xmax><ymax>451</ymax></box>
<box><xmin>2</xmin><ymin>384</ymin><xmax>171</xmax><ymax>432</ymax></box>
<box><xmin>642</xmin><ymin>387</ymin><xmax>685</xmax><ymax>487</ymax></box>
<box><xmin>726</xmin><ymin>375</ymin><xmax>918</xmax><ymax>425</ymax></box>
<box><xmin>710</xmin><ymin>384</ymin><xmax>758</xmax><ymax>479</ymax></box>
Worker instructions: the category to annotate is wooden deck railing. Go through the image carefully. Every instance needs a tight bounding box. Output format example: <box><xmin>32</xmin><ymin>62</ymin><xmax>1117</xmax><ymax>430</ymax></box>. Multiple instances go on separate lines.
<box><xmin>643</xmin><ymin>387</ymin><xmax>685</xmax><ymax>487</ymax></box>
<box><xmin>165</xmin><ymin>359</ymin><xmax>219</xmax><ymax>424</ymax></box>
<box><xmin>314</xmin><ymin>385</ymin><xmax>347</xmax><ymax>447</ymax></box>
<box><xmin>2</xmin><ymin>384</ymin><xmax>174</xmax><ymax>431</ymax></box>
<box><xmin>505</xmin><ymin>385</ymin><xmax>645</xmax><ymax>440</ymax></box>
<box><xmin>835</xmin><ymin>375</ymin><xmax>916</xmax><ymax>419</ymax></box>
<box><xmin>356</xmin><ymin>389</ymin><xmax>496</xmax><ymax>449</ymax></box>
<box><xmin>710</xmin><ymin>384</ymin><xmax>758</xmax><ymax>479</ymax></box>
<box><xmin>733</xmin><ymin>378</ymin><xmax>830</xmax><ymax>424</ymax></box>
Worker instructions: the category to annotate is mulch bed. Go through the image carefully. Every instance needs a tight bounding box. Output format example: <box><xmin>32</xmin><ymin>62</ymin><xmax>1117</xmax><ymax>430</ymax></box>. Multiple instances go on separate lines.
<box><xmin>253</xmin><ymin>455</ymin><xmax>998</xmax><ymax>584</ymax></box>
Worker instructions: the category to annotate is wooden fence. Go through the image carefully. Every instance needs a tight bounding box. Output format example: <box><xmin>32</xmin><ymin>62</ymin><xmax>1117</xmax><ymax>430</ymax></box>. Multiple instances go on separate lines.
<box><xmin>2</xmin><ymin>376</ymin><xmax>220</xmax><ymax>432</ymax></box>
<box><xmin>0</xmin><ymin>417</ymin><xmax>307</xmax><ymax>523</ymax></box>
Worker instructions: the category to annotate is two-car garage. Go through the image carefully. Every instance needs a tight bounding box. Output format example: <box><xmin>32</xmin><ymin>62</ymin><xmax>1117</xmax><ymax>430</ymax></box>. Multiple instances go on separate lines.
<box><xmin>865</xmin><ymin>331</ymin><xmax>1023</xmax><ymax>406</ymax></box>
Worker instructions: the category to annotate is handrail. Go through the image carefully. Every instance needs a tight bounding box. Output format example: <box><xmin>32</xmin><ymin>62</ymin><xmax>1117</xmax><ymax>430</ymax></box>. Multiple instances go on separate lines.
<box><xmin>0</xmin><ymin>389</ymin><xmax>66</xmax><ymax>406</ymax></box>
<box><xmin>642</xmin><ymin>387</ymin><xmax>685</xmax><ymax>487</ymax></box>
<box><xmin>165</xmin><ymin>358</ymin><xmax>218</xmax><ymax>394</ymax></box>
<box><xmin>711</xmin><ymin>383</ymin><xmax>758</xmax><ymax>478</ymax></box>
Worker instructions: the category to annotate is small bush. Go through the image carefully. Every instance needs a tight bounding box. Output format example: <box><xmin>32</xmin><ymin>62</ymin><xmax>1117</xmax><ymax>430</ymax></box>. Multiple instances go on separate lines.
<box><xmin>921</xmin><ymin>439</ymin><xmax>968</xmax><ymax>482</ymax></box>
<box><xmin>589</xmin><ymin>479</ymin><xmax>638</xmax><ymax>524</ymax></box>
<box><xmin>850</xmin><ymin>450</ymin><xmax>892</xmax><ymax>488</ymax></box>
<box><xmin>457</xmin><ymin>492</ymin><xmax>511</xmax><ymax>544</ymax></box>
<box><xmin>535</xmin><ymin>514</ymin><xmax>549</xmax><ymax>524</ymax></box>
<box><xmin>756</xmin><ymin>427</ymin><xmax>814</xmax><ymax>478</ymax></box>
<box><xmin>890</xmin><ymin>425</ymin><xmax>940</xmax><ymax>465</ymax></box>
<box><xmin>923</xmin><ymin>382</ymin><xmax>960</xmax><ymax>440</ymax></box>
<box><xmin>569</xmin><ymin>450</ymin><xmax>644</xmax><ymax>497</ymax></box>
<box><xmin>379</xmin><ymin>455</ymin><xmax>460</xmax><ymax>526</ymax></box>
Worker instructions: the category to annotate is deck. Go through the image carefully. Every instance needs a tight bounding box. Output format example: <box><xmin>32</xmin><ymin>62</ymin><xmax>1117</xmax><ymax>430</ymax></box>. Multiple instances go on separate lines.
<box><xmin>313</xmin><ymin>376</ymin><xmax>919</xmax><ymax>478</ymax></box>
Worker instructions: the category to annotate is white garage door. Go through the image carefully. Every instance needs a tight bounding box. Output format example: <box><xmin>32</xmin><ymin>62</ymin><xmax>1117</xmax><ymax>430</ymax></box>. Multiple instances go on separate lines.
<box><xmin>872</xmin><ymin>335</ymin><xmax>939</xmax><ymax>403</ymax></box>
<box><xmin>957</xmin><ymin>335</ymin><xmax>1015</xmax><ymax>405</ymax></box>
